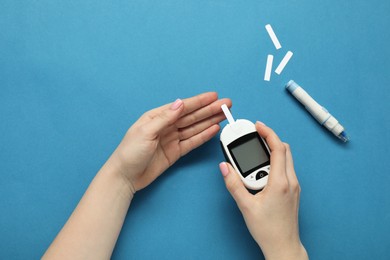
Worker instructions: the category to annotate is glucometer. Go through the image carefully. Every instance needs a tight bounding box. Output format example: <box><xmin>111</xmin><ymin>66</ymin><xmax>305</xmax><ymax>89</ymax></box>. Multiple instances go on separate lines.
<box><xmin>220</xmin><ymin>104</ymin><xmax>271</xmax><ymax>191</ymax></box>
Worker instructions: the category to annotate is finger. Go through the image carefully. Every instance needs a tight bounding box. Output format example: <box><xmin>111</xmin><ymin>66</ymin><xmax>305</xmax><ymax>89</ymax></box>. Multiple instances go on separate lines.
<box><xmin>284</xmin><ymin>143</ymin><xmax>300</xmax><ymax>192</ymax></box>
<box><xmin>255</xmin><ymin>122</ymin><xmax>288</xmax><ymax>187</ymax></box>
<box><xmin>180</xmin><ymin>92</ymin><xmax>219</xmax><ymax>116</ymax></box>
<box><xmin>140</xmin><ymin>92</ymin><xmax>218</xmax><ymax>123</ymax></box>
<box><xmin>219</xmin><ymin>162</ymin><xmax>252</xmax><ymax>209</ymax></box>
<box><xmin>176</xmin><ymin>98</ymin><xmax>232</xmax><ymax>128</ymax></box>
<box><xmin>179</xmin><ymin>124</ymin><xmax>220</xmax><ymax>156</ymax></box>
<box><xmin>178</xmin><ymin>112</ymin><xmax>227</xmax><ymax>140</ymax></box>
<box><xmin>143</xmin><ymin>99</ymin><xmax>184</xmax><ymax>139</ymax></box>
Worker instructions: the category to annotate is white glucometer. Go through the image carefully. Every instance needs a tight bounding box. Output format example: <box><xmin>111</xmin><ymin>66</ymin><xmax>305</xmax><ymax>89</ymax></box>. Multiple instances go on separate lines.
<box><xmin>220</xmin><ymin>104</ymin><xmax>271</xmax><ymax>191</ymax></box>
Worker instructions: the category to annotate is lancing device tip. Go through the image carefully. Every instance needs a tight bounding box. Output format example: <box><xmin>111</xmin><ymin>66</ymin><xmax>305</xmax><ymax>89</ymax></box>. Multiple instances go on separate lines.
<box><xmin>338</xmin><ymin>131</ymin><xmax>349</xmax><ymax>143</ymax></box>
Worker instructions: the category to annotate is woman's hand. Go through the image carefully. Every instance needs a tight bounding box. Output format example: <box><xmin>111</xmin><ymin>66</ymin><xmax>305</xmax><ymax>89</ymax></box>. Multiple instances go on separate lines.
<box><xmin>112</xmin><ymin>92</ymin><xmax>231</xmax><ymax>192</ymax></box>
<box><xmin>44</xmin><ymin>92</ymin><xmax>230</xmax><ymax>260</ymax></box>
<box><xmin>219</xmin><ymin>122</ymin><xmax>308</xmax><ymax>260</ymax></box>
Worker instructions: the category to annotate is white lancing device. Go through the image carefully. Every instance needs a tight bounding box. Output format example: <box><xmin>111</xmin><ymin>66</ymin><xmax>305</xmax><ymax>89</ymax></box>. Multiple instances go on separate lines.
<box><xmin>286</xmin><ymin>80</ymin><xmax>349</xmax><ymax>142</ymax></box>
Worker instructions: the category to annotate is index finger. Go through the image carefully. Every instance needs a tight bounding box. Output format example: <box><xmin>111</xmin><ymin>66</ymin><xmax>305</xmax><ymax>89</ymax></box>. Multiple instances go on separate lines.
<box><xmin>140</xmin><ymin>92</ymin><xmax>218</xmax><ymax>121</ymax></box>
<box><xmin>180</xmin><ymin>92</ymin><xmax>219</xmax><ymax>116</ymax></box>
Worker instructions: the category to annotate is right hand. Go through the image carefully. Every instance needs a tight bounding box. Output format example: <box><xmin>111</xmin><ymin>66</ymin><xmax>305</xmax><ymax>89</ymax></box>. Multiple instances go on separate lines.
<box><xmin>219</xmin><ymin>122</ymin><xmax>308</xmax><ymax>260</ymax></box>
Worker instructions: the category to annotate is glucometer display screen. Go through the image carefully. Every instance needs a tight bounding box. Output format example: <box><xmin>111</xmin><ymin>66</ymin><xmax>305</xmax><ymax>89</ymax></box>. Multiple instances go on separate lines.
<box><xmin>230</xmin><ymin>135</ymin><xmax>269</xmax><ymax>177</ymax></box>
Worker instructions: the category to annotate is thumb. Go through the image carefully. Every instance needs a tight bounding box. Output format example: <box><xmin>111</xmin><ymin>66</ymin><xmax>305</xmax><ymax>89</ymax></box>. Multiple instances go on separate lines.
<box><xmin>144</xmin><ymin>99</ymin><xmax>184</xmax><ymax>138</ymax></box>
<box><xmin>219</xmin><ymin>162</ymin><xmax>252</xmax><ymax>209</ymax></box>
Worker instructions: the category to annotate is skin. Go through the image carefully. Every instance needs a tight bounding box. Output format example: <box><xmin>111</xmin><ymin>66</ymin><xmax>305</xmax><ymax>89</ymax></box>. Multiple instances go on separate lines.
<box><xmin>43</xmin><ymin>92</ymin><xmax>232</xmax><ymax>259</ymax></box>
<box><xmin>43</xmin><ymin>92</ymin><xmax>307</xmax><ymax>259</ymax></box>
<box><xmin>219</xmin><ymin>122</ymin><xmax>308</xmax><ymax>260</ymax></box>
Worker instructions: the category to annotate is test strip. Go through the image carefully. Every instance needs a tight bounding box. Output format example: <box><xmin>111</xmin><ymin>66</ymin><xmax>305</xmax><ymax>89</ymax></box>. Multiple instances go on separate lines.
<box><xmin>265</xmin><ymin>24</ymin><xmax>281</xmax><ymax>50</ymax></box>
<box><xmin>221</xmin><ymin>104</ymin><xmax>235</xmax><ymax>125</ymax></box>
<box><xmin>275</xmin><ymin>51</ymin><xmax>293</xmax><ymax>75</ymax></box>
<box><xmin>264</xmin><ymin>54</ymin><xmax>274</xmax><ymax>81</ymax></box>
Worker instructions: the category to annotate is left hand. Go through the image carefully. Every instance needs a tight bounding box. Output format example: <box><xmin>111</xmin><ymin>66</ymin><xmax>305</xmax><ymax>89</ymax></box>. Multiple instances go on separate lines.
<box><xmin>111</xmin><ymin>92</ymin><xmax>231</xmax><ymax>192</ymax></box>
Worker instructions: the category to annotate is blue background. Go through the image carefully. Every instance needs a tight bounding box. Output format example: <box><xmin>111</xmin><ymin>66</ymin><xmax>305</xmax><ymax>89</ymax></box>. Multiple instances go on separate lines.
<box><xmin>1</xmin><ymin>0</ymin><xmax>389</xmax><ymax>259</ymax></box>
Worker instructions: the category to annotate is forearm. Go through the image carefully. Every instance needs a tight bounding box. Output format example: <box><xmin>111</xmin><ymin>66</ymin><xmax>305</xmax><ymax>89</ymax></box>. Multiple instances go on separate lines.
<box><xmin>43</xmin><ymin>155</ymin><xmax>134</xmax><ymax>260</ymax></box>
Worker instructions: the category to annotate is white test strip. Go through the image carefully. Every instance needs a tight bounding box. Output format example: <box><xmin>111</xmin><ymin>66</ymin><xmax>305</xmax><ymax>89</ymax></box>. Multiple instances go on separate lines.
<box><xmin>265</xmin><ymin>24</ymin><xmax>281</xmax><ymax>50</ymax></box>
<box><xmin>264</xmin><ymin>54</ymin><xmax>273</xmax><ymax>81</ymax></box>
<box><xmin>275</xmin><ymin>51</ymin><xmax>293</xmax><ymax>75</ymax></box>
<box><xmin>221</xmin><ymin>104</ymin><xmax>235</xmax><ymax>125</ymax></box>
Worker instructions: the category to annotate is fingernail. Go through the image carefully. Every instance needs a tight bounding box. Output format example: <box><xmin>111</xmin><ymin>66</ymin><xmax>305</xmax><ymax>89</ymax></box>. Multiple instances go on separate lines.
<box><xmin>170</xmin><ymin>99</ymin><xmax>183</xmax><ymax>110</ymax></box>
<box><xmin>219</xmin><ymin>162</ymin><xmax>229</xmax><ymax>177</ymax></box>
<box><xmin>256</xmin><ymin>121</ymin><xmax>266</xmax><ymax>126</ymax></box>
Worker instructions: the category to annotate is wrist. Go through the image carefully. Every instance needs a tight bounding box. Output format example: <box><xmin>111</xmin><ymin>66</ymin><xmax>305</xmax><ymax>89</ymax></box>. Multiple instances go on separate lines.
<box><xmin>261</xmin><ymin>241</ymin><xmax>308</xmax><ymax>260</ymax></box>
<box><xmin>104</xmin><ymin>153</ymin><xmax>136</xmax><ymax>201</ymax></box>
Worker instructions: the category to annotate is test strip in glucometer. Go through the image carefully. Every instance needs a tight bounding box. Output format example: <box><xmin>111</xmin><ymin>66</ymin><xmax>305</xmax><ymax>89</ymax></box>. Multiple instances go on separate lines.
<box><xmin>264</xmin><ymin>54</ymin><xmax>273</xmax><ymax>81</ymax></box>
<box><xmin>275</xmin><ymin>51</ymin><xmax>293</xmax><ymax>75</ymax></box>
<box><xmin>265</xmin><ymin>24</ymin><xmax>281</xmax><ymax>50</ymax></box>
<box><xmin>221</xmin><ymin>104</ymin><xmax>235</xmax><ymax>125</ymax></box>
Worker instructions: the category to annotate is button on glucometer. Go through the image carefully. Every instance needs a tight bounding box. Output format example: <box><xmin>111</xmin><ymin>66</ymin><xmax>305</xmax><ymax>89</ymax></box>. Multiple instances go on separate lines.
<box><xmin>256</xmin><ymin>171</ymin><xmax>268</xmax><ymax>180</ymax></box>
